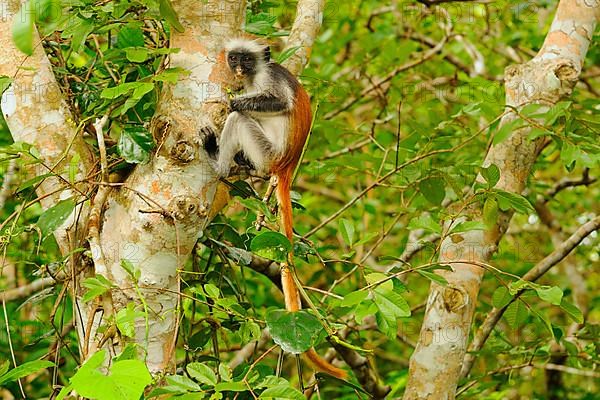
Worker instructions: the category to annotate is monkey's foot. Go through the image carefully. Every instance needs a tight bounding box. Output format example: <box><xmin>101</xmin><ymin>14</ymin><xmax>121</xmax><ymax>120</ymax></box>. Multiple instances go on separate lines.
<box><xmin>199</xmin><ymin>125</ymin><xmax>218</xmax><ymax>158</ymax></box>
<box><xmin>234</xmin><ymin>151</ymin><xmax>256</xmax><ymax>170</ymax></box>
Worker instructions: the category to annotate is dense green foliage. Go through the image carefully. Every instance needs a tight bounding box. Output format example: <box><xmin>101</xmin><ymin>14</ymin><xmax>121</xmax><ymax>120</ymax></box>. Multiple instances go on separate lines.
<box><xmin>1</xmin><ymin>0</ymin><xmax>599</xmax><ymax>399</ymax></box>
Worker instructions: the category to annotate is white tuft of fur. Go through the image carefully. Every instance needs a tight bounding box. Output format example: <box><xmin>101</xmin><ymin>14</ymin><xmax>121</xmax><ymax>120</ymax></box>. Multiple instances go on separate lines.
<box><xmin>225</xmin><ymin>38</ymin><xmax>266</xmax><ymax>55</ymax></box>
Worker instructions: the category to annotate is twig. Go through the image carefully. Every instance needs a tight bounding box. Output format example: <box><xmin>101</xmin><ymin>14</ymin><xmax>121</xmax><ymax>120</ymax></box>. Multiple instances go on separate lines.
<box><xmin>324</xmin><ymin>8</ymin><xmax>453</xmax><ymax>120</ymax></box>
<box><xmin>255</xmin><ymin>176</ymin><xmax>278</xmax><ymax>231</ymax></box>
<box><xmin>93</xmin><ymin>111</ymin><xmax>111</xmax><ymax>182</ymax></box>
<box><xmin>303</xmin><ymin>110</ymin><xmax>502</xmax><ymax>238</ymax></box>
<box><xmin>542</xmin><ymin>363</ymin><xmax>600</xmax><ymax>378</ymax></box>
<box><xmin>543</xmin><ymin>168</ymin><xmax>596</xmax><ymax>202</ymax></box>
<box><xmin>229</xmin><ymin>330</ymin><xmax>272</xmax><ymax>370</ymax></box>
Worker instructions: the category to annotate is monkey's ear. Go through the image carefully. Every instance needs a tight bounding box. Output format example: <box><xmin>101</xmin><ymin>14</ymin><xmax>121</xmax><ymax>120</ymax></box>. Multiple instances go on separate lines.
<box><xmin>263</xmin><ymin>46</ymin><xmax>271</xmax><ymax>62</ymax></box>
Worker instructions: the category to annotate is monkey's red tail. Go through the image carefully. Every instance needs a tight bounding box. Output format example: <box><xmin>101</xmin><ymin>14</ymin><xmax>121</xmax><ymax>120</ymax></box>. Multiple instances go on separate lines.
<box><xmin>276</xmin><ymin>167</ymin><xmax>302</xmax><ymax>312</ymax></box>
<box><xmin>275</xmin><ymin>167</ymin><xmax>347</xmax><ymax>380</ymax></box>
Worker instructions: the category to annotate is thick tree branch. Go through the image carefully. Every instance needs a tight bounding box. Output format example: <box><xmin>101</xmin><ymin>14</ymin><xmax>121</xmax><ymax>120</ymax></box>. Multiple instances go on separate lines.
<box><xmin>0</xmin><ymin>0</ymin><xmax>93</xmax><ymax>253</ymax></box>
<box><xmin>283</xmin><ymin>0</ymin><xmax>325</xmax><ymax>76</ymax></box>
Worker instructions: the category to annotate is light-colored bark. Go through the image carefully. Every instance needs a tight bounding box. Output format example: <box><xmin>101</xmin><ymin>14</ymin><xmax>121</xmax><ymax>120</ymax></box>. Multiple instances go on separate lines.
<box><xmin>79</xmin><ymin>0</ymin><xmax>245</xmax><ymax>373</ymax></box>
<box><xmin>0</xmin><ymin>0</ymin><xmax>93</xmax><ymax>253</ymax></box>
<box><xmin>2</xmin><ymin>0</ymin><xmax>327</xmax><ymax>380</ymax></box>
<box><xmin>402</xmin><ymin>1</ymin><xmax>599</xmax><ymax>398</ymax></box>
<box><xmin>282</xmin><ymin>0</ymin><xmax>325</xmax><ymax>76</ymax></box>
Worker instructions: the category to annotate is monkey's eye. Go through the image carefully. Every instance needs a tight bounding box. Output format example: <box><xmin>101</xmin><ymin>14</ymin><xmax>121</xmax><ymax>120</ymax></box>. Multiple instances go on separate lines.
<box><xmin>242</xmin><ymin>55</ymin><xmax>252</xmax><ymax>62</ymax></box>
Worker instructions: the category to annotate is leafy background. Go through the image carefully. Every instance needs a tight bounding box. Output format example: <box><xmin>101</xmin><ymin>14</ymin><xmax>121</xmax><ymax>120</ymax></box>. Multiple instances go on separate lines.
<box><xmin>0</xmin><ymin>0</ymin><xmax>599</xmax><ymax>398</ymax></box>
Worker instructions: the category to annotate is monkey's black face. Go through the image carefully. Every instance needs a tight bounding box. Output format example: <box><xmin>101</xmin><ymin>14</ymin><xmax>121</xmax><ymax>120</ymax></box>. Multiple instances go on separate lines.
<box><xmin>227</xmin><ymin>51</ymin><xmax>257</xmax><ymax>79</ymax></box>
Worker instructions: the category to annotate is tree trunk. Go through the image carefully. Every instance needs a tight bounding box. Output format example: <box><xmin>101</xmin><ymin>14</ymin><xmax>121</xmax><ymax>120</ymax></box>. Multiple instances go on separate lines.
<box><xmin>402</xmin><ymin>1</ymin><xmax>599</xmax><ymax>398</ymax></box>
<box><xmin>1</xmin><ymin>0</ymin><xmax>328</xmax><ymax>377</ymax></box>
<box><xmin>76</xmin><ymin>0</ymin><xmax>246</xmax><ymax>373</ymax></box>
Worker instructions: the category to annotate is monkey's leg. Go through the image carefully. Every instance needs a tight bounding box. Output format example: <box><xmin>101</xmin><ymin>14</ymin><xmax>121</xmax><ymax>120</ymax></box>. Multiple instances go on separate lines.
<box><xmin>215</xmin><ymin>112</ymin><xmax>274</xmax><ymax>177</ymax></box>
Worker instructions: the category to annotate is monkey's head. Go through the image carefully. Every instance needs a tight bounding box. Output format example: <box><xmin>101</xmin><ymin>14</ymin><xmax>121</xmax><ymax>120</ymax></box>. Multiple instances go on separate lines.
<box><xmin>225</xmin><ymin>39</ymin><xmax>270</xmax><ymax>81</ymax></box>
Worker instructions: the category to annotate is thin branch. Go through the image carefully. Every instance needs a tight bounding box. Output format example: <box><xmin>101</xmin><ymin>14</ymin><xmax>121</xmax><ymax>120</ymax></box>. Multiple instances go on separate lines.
<box><xmin>542</xmin><ymin>363</ymin><xmax>600</xmax><ymax>378</ymax></box>
<box><xmin>460</xmin><ymin>215</ymin><xmax>600</xmax><ymax>379</ymax></box>
<box><xmin>324</xmin><ymin>8</ymin><xmax>453</xmax><ymax>120</ymax></box>
<box><xmin>0</xmin><ymin>277</ymin><xmax>56</xmax><ymax>302</ymax></box>
<box><xmin>543</xmin><ymin>168</ymin><xmax>596</xmax><ymax>202</ymax></box>
<box><xmin>304</xmin><ymin>111</ymin><xmax>503</xmax><ymax>238</ymax></box>
<box><xmin>219</xmin><ymin>245</ymin><xmax>389</xmax><ymax>398</ymax></box>
<box><xmin>93</xmin><ymin>112</ymin><xmax>111</xmax><ymax>182</ymax></box>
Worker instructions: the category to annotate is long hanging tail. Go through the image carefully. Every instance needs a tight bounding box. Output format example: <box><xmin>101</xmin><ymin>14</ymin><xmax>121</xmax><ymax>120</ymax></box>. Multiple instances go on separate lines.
<box><xmin>275</xmin><ymin>168</ymin><xmax>347</xmax><ymax>379</ymax></box>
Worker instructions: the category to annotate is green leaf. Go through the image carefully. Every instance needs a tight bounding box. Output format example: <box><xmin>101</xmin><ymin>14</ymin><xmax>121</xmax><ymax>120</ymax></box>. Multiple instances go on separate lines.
<box><xmin>37</xmin><ymin>198</ymin><xmax>76</xmax><ymax>236</ymax></box>
<box><xmin>338</xmin><ymin>218</ymin><xmax>355</xmax><ymax>247</ymax></box>
<box><xmin>0</xmin><ymin>76</ymin><xmax>12</xmax><ymax>96</ymax></box>
<box><xmin>481</xmin><ymin>164</ymin><xmax>500</xmax><ymax>188</ymax></box>
<box><xmin>36</xmin><ymin>0</ymin><xmax>61</xmax><ymax>23</ymax></box>
<box><xmin>260</xmin><ymin>384</ymin><xmax>305</xmax><ymax>399</ymax></box>
<box><xmin>372</xmin><ymin>288</ymin><xmax>411</xmax><ymax>338</ymax></box>
<box><xmin>417</xmin><ymin>270</ymin><xmax>448</xmax><ymax>286</ymax></box>
<box><xmin>125</xmin><ymin>48</ymin><xmax>150</xmax><ymax>63</ymax></box>
<box><xmin>69</xmin><ymin>350</ymin><xmax>152</xmax><ymax>400</ymax></box>
<box><xmin>81</xmin><ymin>275</ymin><xmax>114</xmax><ymax>303</ymax></box>
<box><xmin>153</xmin><ymin>67</ymin><xmax>187</xmax><ymax>84</ymax></box>
<box><xmin>535</xmin><ymin>286</ymin><xmax>563</xmax><ymax>305</ymax></box>
<box><xmin>239</xmin><ymin>321</ymin><xmax>261</xmax><ymax>342</ymax></box>
<box><xmin>483</xmin><ymin>197</ymin><xmax>499</xmax><ymax>227</ymax></box>
<box><xmin>560</xmin><ymin>301</ymin><xmax>583</xmax><ymax>324</ymax></box>
<box><xmin>12</xmin><ymin>1</ymin><xmax>34</xmax><ymax>56</ymax></box>
<box><xmin>419</xmin><ymin>177</ymin><xmax>445</xmax><ymax>205</ymax></box>
<box><xmin>493</xmin><ymin>118</ymin><xmax>523</xmax><ymax>145</ymax></box>
<box><xmin>118</xmin><ymin>125</ymin><xmax>154</xmax><ymax>164</ymax></box>
<box><xmin>121</xmin><ymin>83</ymin><xmax>155</xmax><ymax>115</ymax></box>
<box><xmin>560</xmin><ymin>141</ymin><xmax>577</xmax><ymax>168</ymax></box>
<box><xmin>491</xmin><ymin>286</ymin><xmax>512</xmax><ymax>309</ymax></box>
<box><xmin>407</xmin><ymin>214</ymin><xmax>441</xmax><ymax>234</ymax></box>
<box><xmin>16</xmin><ymin>173</ymin><xmax>54</xmax><ymax>194</ymax></box>
<box><xmin>204</xmin><ymin>283</ymin><xmax>220</xmax><ymax>299</ymax></box>
<box><xmin>365</xmin><ymin>272</ymin><xmax>393</xmax><ymax>292</ymax></box>
<box><xmin>0</xmin><ymin>360</ymin><xmax>54</xmax><ymax>386</ymax></box>
<box><xmin>0</xmin><ymin>361</ymin><xmax>9</xmax><ymax>378</ymax></box>
<box><xmin>449</xmin><ymin>220</ymin><xmax>486</xmax><ymax>234</ymax></box>
<box><xmin>116</xmin><ymin>303</ymin><xmax>144</xmax><ymax>338</ymax></box>
<box><xmin>543</xmin><ymin>101</ymin><xmax>571</xmax><ymax>125</ymax></box>
<box><xmin>165</xmin><ymin>374</ymin><xmax>202</xmax><ymax>392</ymax></box>
<box><xmin>159</xmin><ymin>0</ymin><xmax>184</xmax><ymax>32</ymax></box>
<box><xmin>340</xmin><ymin>290</ymin><xmax>369</xmax><ymax>307</ymax></box>
<box><xmin>493</xmin><ymin>190</ymin><xmax>534</xmax><ymax>214</ymax></box>
<box><xmin>250</xmin><ymin>232</ymin><xmax>292</xmax><ymax>263</ymax></box>
<box><xmin>214</xmin><ymin>381</ymin><xmax>247</xmax><ymax>392</ymax></box>
<box><xmin>120</xmin><ymin>259</ymin><xmax>140</xmax><ymax>280</ymax></box>
<box><xmin>265</xmin><ymin>310</ymin><xmax>323</xmax><ymax>354</ymax></box>
<box><xmin>187</xmin><ymin>363</ymin><xmax>217</xmax><ymax>386</ymax></box>
<box><xmin>116</xmin><ymin>24</ymin><xmax>145</xmax><ymax>48</ymax></box>
<box><xmin>504</xmin><ymin>301</ymin><xmax>528</xmax><ymax>328</ymax></box>
<box><xmin>276</xmin><ymin>46</ymin><xmax>301</xmax><ymax>64</ymax></box>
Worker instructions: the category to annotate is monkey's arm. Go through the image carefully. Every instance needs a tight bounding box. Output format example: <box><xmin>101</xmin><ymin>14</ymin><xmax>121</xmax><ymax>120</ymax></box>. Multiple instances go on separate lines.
<box><xmin>231</xmin><ymin>93</ymin><xmax>289</xmax><ymax>113</ymax></box>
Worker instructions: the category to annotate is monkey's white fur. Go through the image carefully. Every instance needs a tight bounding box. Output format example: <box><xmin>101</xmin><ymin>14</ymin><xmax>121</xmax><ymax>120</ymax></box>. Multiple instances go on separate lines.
<box><xmin>212</xmin><ymin>39</ymin><xmax>294</xmax><ymax>176</ymax></box>
<box><xmin>225</xmin><ymin>38</ymin><xmax>265</xmax><ymax>54</ymax></box>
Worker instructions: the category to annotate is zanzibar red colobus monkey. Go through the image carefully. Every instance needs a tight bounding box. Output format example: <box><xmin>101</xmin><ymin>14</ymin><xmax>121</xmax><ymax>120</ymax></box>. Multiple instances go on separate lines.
<box><xmin>201</xmin><ymin>39</ymin><xmax>346</xmax><ymax>379</ymax></box>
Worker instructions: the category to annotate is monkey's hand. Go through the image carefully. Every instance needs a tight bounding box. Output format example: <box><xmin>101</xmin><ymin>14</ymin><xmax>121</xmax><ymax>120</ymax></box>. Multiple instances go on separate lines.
<box><xmin>199</xmin><ymin>125</ymin><xmax>219</xmax><ymax>159</ymax></box>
